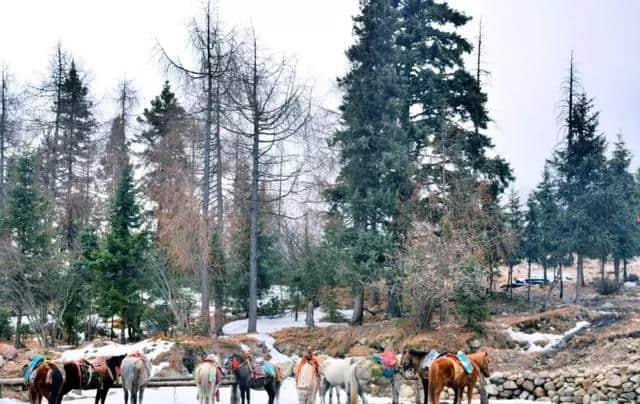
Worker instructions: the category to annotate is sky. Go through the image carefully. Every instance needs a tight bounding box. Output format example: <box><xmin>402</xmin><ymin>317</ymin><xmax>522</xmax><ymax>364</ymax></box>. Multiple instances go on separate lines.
<box><xmin>1</xmin><ymin>0</ymin><xmax>639</xmax><ymax>200</ymax></box>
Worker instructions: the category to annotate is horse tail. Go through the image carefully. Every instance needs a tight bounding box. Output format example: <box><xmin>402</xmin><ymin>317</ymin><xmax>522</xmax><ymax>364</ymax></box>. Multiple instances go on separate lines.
<box><xmin>427</xmin><ymin>361</ymin><xmax>438</xmax><ymax>404</ymax></box>
<box><xmin>48</xmin><ymin>367</ymin><xmax>64</xmax><ymax>404</ymax></box>
<box><xmin>349</xmin><ymin>363</ymin><xmax>359</xmax><ymax>404</ymax></box>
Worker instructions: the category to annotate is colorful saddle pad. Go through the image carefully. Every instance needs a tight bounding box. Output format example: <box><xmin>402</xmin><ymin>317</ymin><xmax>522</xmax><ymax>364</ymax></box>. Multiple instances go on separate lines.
<box><xmin>25</xmin><ymin>355</ymin><xmax>46</xmax><ymax>383</ymax></box>
<box><xmin>456</xmin><ymin>351</ymin><xmax>474</xmax><ymax>374</ymax></box>
<box><xmin>421</xmin><ymin>349</ymin><xmax>440</xmax><ymax>371</ymax></box>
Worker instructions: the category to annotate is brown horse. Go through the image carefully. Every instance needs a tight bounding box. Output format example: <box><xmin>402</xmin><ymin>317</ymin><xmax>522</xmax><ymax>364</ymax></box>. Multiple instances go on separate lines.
<box><xmin>27</xmin><ymin>361</ymin><xmax>65</xmax><ymax>404</ymax></box>
<box><xmin>61</xmin><ymin>354</ymin><xmax>127</xmax><ymax>404</ymax></box>
<box><xmin>428</xmin><ymin>352</ymin><xmax>490</xmax><ymax>404</ymax></box>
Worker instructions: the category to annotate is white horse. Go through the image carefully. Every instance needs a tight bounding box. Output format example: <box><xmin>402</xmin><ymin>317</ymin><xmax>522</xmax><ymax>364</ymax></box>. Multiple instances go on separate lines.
<box><xmin>195</xmin><ymin>354</ymin><xmax>223</xmax><ymax>404</ymax></box>
<box><xmin>347</xmin><ymin>357</ymin><xmax>402</xmax><ymax>404</ymax></box>
<box><xmin>296</xmin><ymin>360</ymin><xmax>321</xmax><ymax>404</ymax></box>
<box><xmin>121</xmin><ymin>353</ymin><xmax>151</xmax><ymax>404</ymax></box>
<box><xmin>318</xmin><ymin>355</ymin><xmax>362</xmax><ymax>404</ymax></box>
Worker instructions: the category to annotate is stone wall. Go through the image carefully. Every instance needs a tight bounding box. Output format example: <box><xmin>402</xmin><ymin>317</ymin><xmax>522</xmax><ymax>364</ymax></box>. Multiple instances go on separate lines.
<box><xmin>485</xmin><ymin>365</ymin><xmax>640</xmax><ymax>403</ymax></box>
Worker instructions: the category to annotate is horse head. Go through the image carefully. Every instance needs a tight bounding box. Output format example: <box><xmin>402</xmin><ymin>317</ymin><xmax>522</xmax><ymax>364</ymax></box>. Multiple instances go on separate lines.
<box><xmin>471</xmin><ymin>351</ymin><xmax>491</xmax><ymax>378</ymax></box>
<box><xmin>107</xmin><ymin>354</ymin><xmax>127</xmax><ymax>379</ymax></box>
<box><xmin>401</xmin><ymin>348</ymin><xmax>425</xmax><ymax>371</ymax></box>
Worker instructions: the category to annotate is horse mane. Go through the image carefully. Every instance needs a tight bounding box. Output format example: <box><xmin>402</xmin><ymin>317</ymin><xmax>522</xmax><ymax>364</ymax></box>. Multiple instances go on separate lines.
<box><xmin>107</xmin><ymin>354</ymin><xmax>127</xmax><ymax>371</ymax></box>
<box><xmin>407</xmin><ymin>348</ymin><xmax>428</xmax><ymax>357</ymax></box>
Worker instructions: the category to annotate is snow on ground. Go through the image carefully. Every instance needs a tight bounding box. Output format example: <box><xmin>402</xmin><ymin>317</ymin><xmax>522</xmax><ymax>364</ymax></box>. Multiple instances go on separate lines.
<box><xmin>60</xmin><ymin>338</ymin><xmax>174</xmax><ymax>376</ymax></box>
<box><xmin>507</xmin><ymin>321</ymin><xmax>590</xmax><ymax>353</ymax></box>
<box><xmin>222</xmin><ymin>308</ymin><xmax>352</xmax><ymax>335</ymax></box>
<box><xmin>0</xmin><ymin>380</ymin><xmax>546</xmax><ymax>404</ymax></box>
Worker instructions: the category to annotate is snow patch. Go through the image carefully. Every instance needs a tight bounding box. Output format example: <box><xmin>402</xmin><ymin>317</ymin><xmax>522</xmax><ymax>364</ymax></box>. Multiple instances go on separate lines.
<box><xmin>60</xmin><ymin>338</ymin><xmax>174</xmax><ymax>377</ymax></box>
<box><xmin>507</xmin><ymin>321</ymin><xmax>590</xmax><ymax>353</ymax></box>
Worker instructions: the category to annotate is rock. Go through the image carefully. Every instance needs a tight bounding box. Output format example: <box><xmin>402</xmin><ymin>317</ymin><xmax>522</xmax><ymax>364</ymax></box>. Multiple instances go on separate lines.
<box><xmin>499</xmin><ymin>390</ymin><xmax>511</xmax><ymax>398</ymax></box>
<box><xmin>503</xmin><ymin>380</ymin><xmax>518</xmax><ymax>390</ymax></box>
<box><xmin>582</xmin><ymin>395</ymin><xmax>591</xmax><ymax>404</ymax></box>
<box><xmin>467</xmin><ymin>338</ymin><xmax>482</xmax><ymax>350</ymax></box>
<box><xmin>490</xmin><ymin>372</ymin><xmax>505</xmax><ymax>384</ymax></box>
<box><xmin>522</xmin><ymin>380</ymin><xmax>535</xmax><ymax>392</ymax></box>
<box><xmin>620</xmin><ymin>392</ymin><xmax>636</xmax><ymax>401</ymax></box>
<box><xmin>534</xmin><ymin>386</ymin><xmax>546</xmax><ymax>398</ymax></box>
<box><xmin>485</xmin><ymin>384</ymin><xmax>499</xmax><ymax>396</ymax></box>
<box><xmin>630</xmin><ymin>374</ymin><xmax>640</xmax><ymax>384</ymax></box>
<box><xmin>545</xmin><ymin>382</ymin><xmax>557</xmax><ymax>391</ymax></box>
<box><xmin>535</xmin><ymin>377</ymin><xmax>546</xmax><ymax>386</ymax></box>
<box><xmin>560</xmin><ymin>396</ymin><xmax>575</xmax><ymax>402</ymax></box>
<box><xmin>574</xmin><ymin>388</ymin><xmax>586</xmax><ymax>397</ymax></box>
<box><xmin>560</xmin><ymin>386</ymin><xmax>576</xmax><ymax>397</ymax></box>
<box><xmin>0</xmin><ymin>344</ymin><xmax>17</xmax><ymax>360</ymax></box>
<box><xmin>518</xmin><ymin>390</ymin><xmax>529</xmax><ymax>400</ymax></box>
<box><xmin>607</xmin><ymin>374</ymin><xmax>623</xmax><ymax>387</ymax></box>
<box><xmin>399</xmin><ymin>384</ymin><xmax>415</xmax><ymax>399</ymax></box>
<box><xmin>623</xmin><ymin>382</ymin><xmax>634</xmax><ymax>392</ymax></box>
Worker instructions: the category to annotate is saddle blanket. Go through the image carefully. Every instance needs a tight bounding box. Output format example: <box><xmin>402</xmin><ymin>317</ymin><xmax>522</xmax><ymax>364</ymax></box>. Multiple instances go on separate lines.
<box><xmin>421</xmin><ymin>349</ymin><xmax>440</xmax><ymax>371</ymax></box>
<box><xmin>373</xmin><ymin>352</ymin><xmax>397</xmax><ymax>377</ymax></box>
<box><xmin>456</xmin><ymin>351</ymin><xmax>474</xmax><ymax>374</ymax></box>
<box><xmin>25</xmin><ymin>355</ymin><xmax>46</xmax><ymax>383</ymax></box>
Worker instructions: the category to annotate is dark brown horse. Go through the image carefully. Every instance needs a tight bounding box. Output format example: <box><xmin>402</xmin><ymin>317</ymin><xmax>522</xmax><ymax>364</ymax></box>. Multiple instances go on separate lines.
<box><xmin>61</xmin><ymin>354</ymin><xmax>127</xmax><ymax>404</ymax></box>
<box><xmin>27</xmin><ymin>361</ymin><xmax>64</xmax><ymax>404</ymax></box>
<box><xmin>428</xmin><ymin>352</ymin><xmax>490</xmax><ymax>404</ymax></box>
<box><xmin>400</xmin><ymin>349</ymin><xmax>431</xmax><ymax>404</ymax></box>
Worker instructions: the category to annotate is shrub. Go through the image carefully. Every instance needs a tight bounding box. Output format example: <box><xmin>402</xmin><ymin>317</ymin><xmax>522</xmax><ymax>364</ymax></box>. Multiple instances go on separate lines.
<box><xmin>454</xmin><ymin>261</ymin><xmax>490</xmax><ymax>332</ymax></box>
<box><xmin>0</xmin><ymin>309</ymin><xmax>12</xmax><ymax>340</ymax></box>
<box><xmin>627</xmin><ymin>273</ymin><xmax>639</xmax><ymax>282</ymax></box>
<box><xmin>595</xmin><ymin>278</ymin><xmax>621</xmax><ymax>295</ymax></box>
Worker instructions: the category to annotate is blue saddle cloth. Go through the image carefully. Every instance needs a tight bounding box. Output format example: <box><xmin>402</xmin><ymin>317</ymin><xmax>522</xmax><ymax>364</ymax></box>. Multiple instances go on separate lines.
<box><xmin>25</xmin><ymin>355</ymin><xmax>46</xmax><ymax>383</ymax></box>
<box><xmin>262</xmin><ymin>362</ymin><xmax>276</xmax><ymax>378</ymax></box>
<box><xmin>457</xmin><ymin>351</ymin><xmax>474</xmax><ymax>374</ymax></box>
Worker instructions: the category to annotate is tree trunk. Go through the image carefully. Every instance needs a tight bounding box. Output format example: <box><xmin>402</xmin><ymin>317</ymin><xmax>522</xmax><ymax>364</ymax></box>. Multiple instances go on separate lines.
<box><xmin>600</xmin><ymin>257</ymin><xmax>605</xmax><ymax>281</ymax></box>
<box><xmin>214</xmin><ymin>80</ymin><xmax>225</xmax><ymax>337</ymax></box>
<box><xmin>439</xmin><ymin>301</ymin><xmax>448</xmax><ymax>323</ymax></box>
<box><xmin>543</xmin><ymin>264</ymin><xmax>548</xmax><ymax>285</ymax></box>
<box><xmin>614</xmin><ymin>258</ymin><xmax>620</xmax><ymax>284</ymax></box>
<box><xmin>559</xmin><ymin>265</ymin><xmax>564</xmax><ymax>300</ymax></box>
<box><xmin>351</xmin><ymin>291</ymin><xmax>364</xmax><ymax>326</ymax></box>
<box><xmin>305</xmin><ymin>301</ymin><xmax>315</xmax><ymax>327</ymax></box>
<box><xmin>624</xmin><ymin>259</ymin><xmax>628</xmax><ymax>282</ymax></box>
<box><xmin>247</xmin><ymin>85</ymin><xmax>260</xmax><ymax>334</ymax></box>
<box><xmin>120</xmin><ymin>311</ymin><xmax>126</xmax><ymax>343</ymax></box>
<box><xmin>0</xmin><ymin>69</ymin><xmax>6</xmax><ymax>205</ymax></box>
<box><xmin>14</xmin><ymin>307</ymin><xmax>22</xmax><ymax>349</ymax></box>
<box><xmin>386</xmin><ymin>280</ymin><xmax>402</xmax><ymax>319</ymax></box>
<box><xmin>294</xmin><ymin>294</ymin><xmax>299</xmax><ymax>322</ymax></box>
<box><xmin>200</xmin><ymin>258</ymin><xmax>211</xmax><ymax>336</ymax></box>
<box><xmin>576</xmin><ymin>254</ymin><xmax>585</xmax><ymax>302</ymax></box>
<box><xmin>508</xmin><ymin>265</ymin><xmax>513</xmax><ymax>300</ymax></box>
<box><xmin>527</xmin><ymin>261</ymin><xmax>532</xmax><ymax>303</ymax></box>
<box><xmin>371</xmin><ymin>285</ymin><xmax>380</xmax><ymax>306</ymax></box>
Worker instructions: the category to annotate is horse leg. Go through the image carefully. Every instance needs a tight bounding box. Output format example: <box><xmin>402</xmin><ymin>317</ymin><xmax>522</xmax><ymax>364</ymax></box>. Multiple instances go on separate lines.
<box><xmin>467</xmin><ymin>383</ymin><xmax>473</xmax><ymax>404</ymax></box>
<box><xmin>139</xmin><ymin>387</ymin><xmax>145</xmax><ymax>404</ymax></box>
<box><xmin>131</xmin><ymin>387</ymin><xmax>138</xmax><ymax>404</ymax></box>
<box><xmin>123</xmin><ymin>389</ymin><xmax>129</xmax><ymax>404</ymax></box>
<box><xmin>421</xmin><ymin>378</ymin><xmax>429</xmax><ymax>404</ymax></box>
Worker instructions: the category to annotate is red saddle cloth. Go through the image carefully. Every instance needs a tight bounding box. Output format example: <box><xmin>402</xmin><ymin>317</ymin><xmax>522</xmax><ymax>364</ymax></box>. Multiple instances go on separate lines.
<box><xmin>250</xmin><ymin>363</ymin><xmax>266</xmax><ymax>380</ymax></box>
<box><xmin>378</xmin><ymin>352</ymin><xmax>397</xmax><ymax>368</ymax></box>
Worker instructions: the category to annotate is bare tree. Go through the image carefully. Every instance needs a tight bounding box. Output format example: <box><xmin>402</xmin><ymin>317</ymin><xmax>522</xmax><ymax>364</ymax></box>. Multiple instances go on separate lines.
<box><xmin>225</xmin><ymin>29</ymin><xmax>311</xmax><ymax>332</ymax></box>
<box><xmin>159</xmin><ymin>1</ymin><xmax>235</xmax><ymax>336</ymax></box>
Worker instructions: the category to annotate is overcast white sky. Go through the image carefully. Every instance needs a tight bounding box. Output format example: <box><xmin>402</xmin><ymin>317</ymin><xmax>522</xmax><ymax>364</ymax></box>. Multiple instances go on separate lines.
<box><xmin>2</xmin><ymin>0</ymin><xmax>639</xmax><ymax>199</ymax></box>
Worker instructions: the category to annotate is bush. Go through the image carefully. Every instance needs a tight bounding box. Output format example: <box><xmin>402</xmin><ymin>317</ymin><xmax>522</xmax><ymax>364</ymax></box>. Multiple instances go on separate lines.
<box><xmin>595</xmin><ymin>278</ymin><xmax>621</xmax><ymax>295</ymax></box>
<box><xmin>454</xmin><ymin>261</ymin><xmax>490</xmax><ymax>332</ymax></box>
<box><xmin>258</xmin><ymin>297</ymin><xmax>288</xmax><ymax>317</ymax></box>
<box><xmin>627</xmin><ymin>273</ymin><xmax>639</xmax><ymax>282</ymax></box>
<box><xmin>0</xmin><ymin>309</ymin><xmax>12</xmax><ymax>340</ymax></box>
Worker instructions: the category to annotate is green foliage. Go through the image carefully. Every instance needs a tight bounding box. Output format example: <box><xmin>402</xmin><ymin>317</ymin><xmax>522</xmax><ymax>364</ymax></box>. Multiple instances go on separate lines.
<box><xmin>0</xmin><ymin>309</ymin><xmax>12</xmax><ymax>340</ymax></box>
<box><xmin>89</xmin><ymin>163</ymin><xmax>148</xmax><ymax>339</ymax></box>
<box><xmin>454</xmin><ymin>261</ymin><xmax>490</xmax><ymax>332</ymax></box>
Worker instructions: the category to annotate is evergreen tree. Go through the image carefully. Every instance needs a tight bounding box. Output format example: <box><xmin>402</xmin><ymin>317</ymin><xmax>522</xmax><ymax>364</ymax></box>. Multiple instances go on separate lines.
<box><xmin>551</xmin><ymin>92</ymin><xmax>608</xmax><ymax>302</ymax></box>
<box><xmin>58</xmin><ymin>61</ymin><xmax>96</xmax><ymax>248</ymax></box>
<box><xmin>90</xmin><ymin>163</ymin><xmax>147</xmax><ymax>342</ymax></box>
<box><xmin>504</xmin><ymin>190</ymin><xmax>525</xmax><ymax>299</ymax></box>
<box><xmin>606</xmin><ymin>134</ymin><xmax>639</xmax><ymax>282</ymax></box>
<box><xmin>327</xmin><ymin>0</ymin><xmax>412</xmax><ymax>324</ymax></box>
<box><xmin>2</xmin><ymin>153</ymin><xmax>54</xmax><ymax>346</ymax></box>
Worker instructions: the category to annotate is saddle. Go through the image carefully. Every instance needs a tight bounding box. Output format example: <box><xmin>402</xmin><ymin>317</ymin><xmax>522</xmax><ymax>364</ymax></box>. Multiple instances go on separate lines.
<box><xmin>440</xmin><ymin>352</ymin><xmax>474</xmax><ymax>375</ymax></box>
<box><xmin>250</xmin><ymin>363</ymin><xmax>267</xmax><ymax>380</ymax></box>
<box><xmin>372</xmin><ymin>352</ymin><xmax>397</xmax><ymax>377</ymax></box>
<box><xmin>72</xmin><ymin>359</ymin><xmax>94</xmax><ymax>389</ymax></box>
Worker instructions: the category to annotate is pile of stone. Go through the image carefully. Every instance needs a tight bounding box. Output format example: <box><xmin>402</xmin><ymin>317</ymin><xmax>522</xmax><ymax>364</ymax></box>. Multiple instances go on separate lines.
<box><xmin>485</xmin><ymin>364</ymin><xmax>640</xmax><ymax>403</ymax></box>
